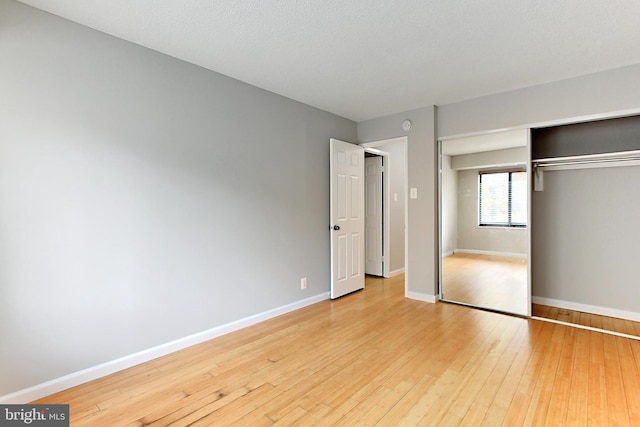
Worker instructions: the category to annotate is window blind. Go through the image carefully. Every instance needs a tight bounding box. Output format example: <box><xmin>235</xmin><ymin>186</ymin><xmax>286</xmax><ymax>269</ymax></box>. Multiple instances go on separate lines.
<box><xmin>478</xmin><ymin>170</ymin><xmax>526</xmax><ymax>227</ymax></box>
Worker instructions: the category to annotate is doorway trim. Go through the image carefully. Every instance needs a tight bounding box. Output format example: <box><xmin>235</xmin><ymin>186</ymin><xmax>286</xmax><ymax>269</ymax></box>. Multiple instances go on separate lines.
<box><xmin>360</xmin><ymin>137</ymin><xmax>408</xmax><ymax>294</ymax></box>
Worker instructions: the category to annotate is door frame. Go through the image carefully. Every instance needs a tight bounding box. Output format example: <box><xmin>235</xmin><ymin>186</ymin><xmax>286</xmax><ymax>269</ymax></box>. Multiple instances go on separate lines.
<box><xmin>360</xmin><ymin>137</ymin><xmax>408</xmax><ymax>292</ymax></box>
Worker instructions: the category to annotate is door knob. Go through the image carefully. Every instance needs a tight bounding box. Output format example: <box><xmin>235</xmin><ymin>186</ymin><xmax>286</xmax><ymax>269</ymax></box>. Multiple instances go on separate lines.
<box><xmin>333</xmin><ymin>225</ymin><xmax>340</xmax><ymax>231</ymax></box>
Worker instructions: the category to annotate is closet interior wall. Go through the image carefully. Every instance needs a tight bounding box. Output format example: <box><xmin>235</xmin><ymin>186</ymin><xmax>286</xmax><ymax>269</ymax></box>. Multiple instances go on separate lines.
<box><xmin>531</xmin><ymin>115</ymin><xmax>640</xmax><ymax>320</ymax></box>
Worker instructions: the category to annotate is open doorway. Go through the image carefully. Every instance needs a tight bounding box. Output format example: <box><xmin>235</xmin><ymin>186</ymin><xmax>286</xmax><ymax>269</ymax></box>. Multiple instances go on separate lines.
<box><xmin>361</xmin><ymin>138</ymin><xmax>408</xmax><ymax>283</ymax></box>
<box><xmin>329</xmin><ymin>137</ymin><xmax>407</xmax><ymax>299</ymax></box>
<box><xmin>364</xmin><ymin>151</ymin><xmax>385</xmax><ymax>277</ymax></box>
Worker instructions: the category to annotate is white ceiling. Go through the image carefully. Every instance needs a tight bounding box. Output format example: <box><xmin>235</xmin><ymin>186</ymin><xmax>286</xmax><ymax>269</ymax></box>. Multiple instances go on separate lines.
<box><xmin>16</xmin><ymin>0</ymin><xmax>640</xmax><ymax>122</ymax></box>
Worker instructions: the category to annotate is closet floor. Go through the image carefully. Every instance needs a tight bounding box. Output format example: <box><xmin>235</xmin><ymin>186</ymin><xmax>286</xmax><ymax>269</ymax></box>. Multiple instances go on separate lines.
<box><xmin>532</xmin><ymin>304</ymin><xmax>640</xmax><ymax>338</ymax></box>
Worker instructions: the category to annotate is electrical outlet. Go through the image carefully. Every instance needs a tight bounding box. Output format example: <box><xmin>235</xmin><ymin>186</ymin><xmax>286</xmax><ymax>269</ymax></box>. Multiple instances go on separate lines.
<box><xmin>300</xmin><ymin>277</ymin><xmax>307</xmax><ymax>290</ymax></box>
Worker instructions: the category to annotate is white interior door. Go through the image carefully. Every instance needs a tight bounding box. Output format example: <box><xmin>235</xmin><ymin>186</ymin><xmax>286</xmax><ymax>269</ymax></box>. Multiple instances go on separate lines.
<box><xmin>330</xmin><ymin>138</ymin><xmax>365</xmax><ymax>299</ymax></box>
<box><xmin>365</xmin><ymin>156</ymin><xmax>383</xmax><ymax>276</ymax></box>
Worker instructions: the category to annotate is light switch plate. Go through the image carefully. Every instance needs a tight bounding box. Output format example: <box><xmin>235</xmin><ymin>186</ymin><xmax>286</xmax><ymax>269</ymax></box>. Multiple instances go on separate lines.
<box><xmin>410</xmin><ymin>188</ymin><xmax>418</xmax><ymax>199</ymax></box>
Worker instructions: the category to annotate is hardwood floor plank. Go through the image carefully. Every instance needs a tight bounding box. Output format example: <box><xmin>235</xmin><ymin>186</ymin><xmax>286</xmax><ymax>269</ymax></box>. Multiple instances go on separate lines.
<box><xmin>587</xmin><ymin>331</ymin><xmax>608</xmax><ymax>426</ymax></box>
<box><xmin>543</xmin><ymin>325</ymin><xmax>576</xmax><ymax>425</ymax></box>
<box><xmin>603</xmin><ymin>334</ymin><xmax>631</xmax><ymax>427</ymax></box>
<box><xmin>270</xmin><ymin>406</ymin><xmax>307</xmax><ymax>426</ymax></box>
<box><xmin>458</xmin><ymin>402</ymin><xmax>489</xmax><ymax>427</ymax></box>
<box><xmin>616</xmin><ymin>338</ymin><xmax>640</xmax><ymax>425</ymax></box>
<box><xmin>477</xmin><ymin>319</ymin><xmax>542</xmax><ymax>426</ymax></box>
<box><xmin>335</xmin><ymin>382</ymin><xmax>411</xmax><ymax>426</ymax></box>
<box><xmin>409</xmin><ymin>314</ymin><xmax>512</xmax><ymax>425</ymax></box>
<box><xmin>523</xmin><ymin>323</ymin><xmax>566</xmax><ymax>427</ymax></box>
<box><xmin>374</xmin><ymin>374</ymin><xmax>436</xmax><ymax>426</ymax></box>
<box><xmin>444</xmin><ymin>318</ymin><xmax>522</xmax><ymax>420</ymax></box>
<box><xmin>289</xmin><ymin>403</ymin><xmax>332</xmax><ymax>426</ymax></box>
<box><xmin>502</xmin><ymin>320</ymin><xmax>555</xmax><ymax>426</ymax></box>
<box><xmin>182</xmin><ymin>383</ymin><xmax>274</xmax><ymax>427</ymax></box>
<box><xmin>565</xmin><ymin>329</ymin><xmax>590</xmax><ymax>425</ymax></box>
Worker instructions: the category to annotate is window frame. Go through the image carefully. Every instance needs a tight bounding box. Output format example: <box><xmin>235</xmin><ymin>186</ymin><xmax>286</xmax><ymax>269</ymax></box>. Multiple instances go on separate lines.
<box><xmin>478</xmin><ymin>168</ymin><xmax>527</xmax><ymax>228</ymax></box>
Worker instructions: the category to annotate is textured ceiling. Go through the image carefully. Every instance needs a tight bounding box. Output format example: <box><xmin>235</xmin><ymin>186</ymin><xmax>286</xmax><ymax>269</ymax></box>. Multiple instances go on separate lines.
<box><xmin>16</xmin><ymin>0</ymin><xmax>640</xmax><ymax>122</ymax></box>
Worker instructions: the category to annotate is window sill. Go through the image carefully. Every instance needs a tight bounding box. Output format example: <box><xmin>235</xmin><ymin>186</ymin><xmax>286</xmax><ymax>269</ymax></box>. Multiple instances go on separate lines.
<box><xmin>478</xmin><ymin>225</ymin><xmax>527</xmax><ymax>230</ymax></box>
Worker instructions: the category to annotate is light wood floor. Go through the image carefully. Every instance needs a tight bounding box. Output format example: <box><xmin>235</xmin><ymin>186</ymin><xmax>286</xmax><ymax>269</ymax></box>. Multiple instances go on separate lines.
<box><xmin>442</xmin><ymin>253</ymin><xmax>528</xmax><ymax>315</ymax></box>
<box><xmin>34</xmin><ymin>274</ymin><xmax>640</xmax><ymax>426</ymax></box>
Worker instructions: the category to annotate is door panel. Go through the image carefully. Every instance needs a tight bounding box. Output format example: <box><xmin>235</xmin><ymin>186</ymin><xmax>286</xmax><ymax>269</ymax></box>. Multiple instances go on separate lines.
<box><xmin>330</xmin><ymin>139</ymin><xmax>364</xmax><ymax>299</ymax></box>
<box><xmin>350</xmin><ymin>175</ymin><xmax>360</xmax><ymax>218</ymax></box>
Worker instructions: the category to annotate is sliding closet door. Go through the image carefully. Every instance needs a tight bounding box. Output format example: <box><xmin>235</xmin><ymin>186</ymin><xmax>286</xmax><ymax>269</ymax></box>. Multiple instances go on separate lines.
<box><xmin>440</xmin><ymin>129</ymin><xmax>530</xmax><ymax>316</ymax></box>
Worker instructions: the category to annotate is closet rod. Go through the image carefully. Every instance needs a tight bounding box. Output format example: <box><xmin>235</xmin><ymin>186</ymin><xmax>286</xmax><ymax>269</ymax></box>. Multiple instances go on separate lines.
<box><xmin>533</xmin><ymin>156</ymin><xmax>640</xmax><ymax>168</ymax></box>
<box><xmin>532</xmin><ymin>149</ymin><xmax>640</xmax><ymax>170</ymax></box>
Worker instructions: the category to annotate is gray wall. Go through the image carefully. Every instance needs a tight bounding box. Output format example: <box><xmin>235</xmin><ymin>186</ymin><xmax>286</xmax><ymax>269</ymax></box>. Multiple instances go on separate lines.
<box><xmin>358</xmin><ymin>107</ymin><xmax>438</xmax><ymax>298</ymax></box>
<box><xmin>383</xmin><ymin>143</ymin><xmax>407</xmax><ymax>273</ymax></box>
<box><xmin>532</xmin><ymin>167</ymin><xmax>640</xmax><ymax>311</ymax></box>
<box><xmin>456</xmin><ymin>169</ymin><xmax>528</xmax><ymax>255</ymax></box>
<box><xmin>0</xmin><ymin>0</ymin><xmax>356</xmax><ymax>397</ymax></box>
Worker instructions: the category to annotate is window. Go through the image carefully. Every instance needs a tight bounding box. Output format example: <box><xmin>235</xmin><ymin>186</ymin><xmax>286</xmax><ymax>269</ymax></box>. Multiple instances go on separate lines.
<box><xmin>478</xmin><ymin>169</ymin><xmax>526</xmax><ymax>227</ymax></box>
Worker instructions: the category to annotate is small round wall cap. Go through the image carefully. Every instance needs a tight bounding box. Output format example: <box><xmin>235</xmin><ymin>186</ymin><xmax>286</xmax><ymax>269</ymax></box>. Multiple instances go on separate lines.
<box><xmin>402</xmin><ymin>119</ymin><xmax>412</xmax><ymax>132</ymax></box>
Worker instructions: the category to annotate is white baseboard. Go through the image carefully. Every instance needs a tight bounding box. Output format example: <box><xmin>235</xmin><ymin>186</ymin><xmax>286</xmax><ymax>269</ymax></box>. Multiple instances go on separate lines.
<box><xmin>387</xmin><ymin>268</ymin><xmax>405</xmax><ymax>277</ymax></box>
<box><xmin>0</xmin><ymin>292</ymin><xmax>330</xmax><ymax>405</ymax></box>
<box><xmin>532</xmin><ymin>296</ymin><xmax>640</xmax><ymax>322</ymax></box>
<box><xmin>406</xmin><ymin>291</ymin><xmax>438</xmax><ymax>304</ymax></box>
<box><xmin>442</xmin><ymin>251</ymin><xmax>454</xmax><ymax>257</ymax></box>
<box><xmin>454</xmin><ymin>249</ymin><xmax>527</xmax><ymax>259</ymax></box>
